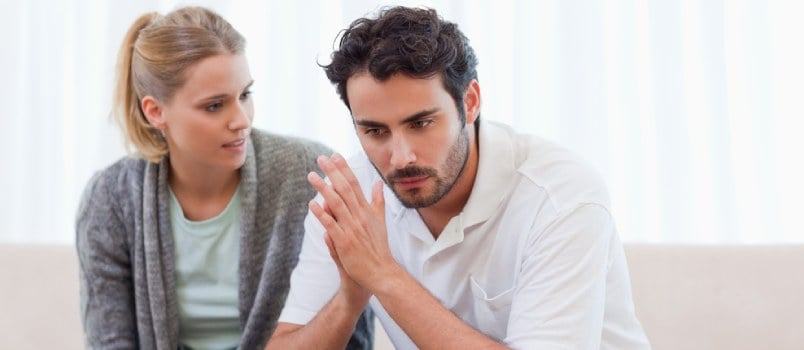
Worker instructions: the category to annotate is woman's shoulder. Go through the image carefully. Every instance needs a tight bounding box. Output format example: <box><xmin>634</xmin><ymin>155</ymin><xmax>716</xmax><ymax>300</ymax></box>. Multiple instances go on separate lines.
<box><xmin>76</xmin><ymin>156</ymin><xmax>150</xmax><ymax>244</ymax></box>
<box><xmin>79</xmin><ymin>156</ymin><xmax>149</xmax><ymax>210</ymax></box>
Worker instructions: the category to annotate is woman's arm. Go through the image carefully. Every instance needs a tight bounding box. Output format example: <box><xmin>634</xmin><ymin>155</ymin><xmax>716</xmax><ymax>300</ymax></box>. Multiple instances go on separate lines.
<box><xmin>75</xmin><ymin>172</ymin><xmax>138</xmax><ymax>348</ymax></box>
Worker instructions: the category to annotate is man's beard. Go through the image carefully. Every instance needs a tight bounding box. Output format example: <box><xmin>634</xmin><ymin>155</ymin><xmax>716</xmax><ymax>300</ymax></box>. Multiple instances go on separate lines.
<box><xmin>375</xmin><ymin>128</ymin><xmax>470</xmax><ymax>208</ymax></box>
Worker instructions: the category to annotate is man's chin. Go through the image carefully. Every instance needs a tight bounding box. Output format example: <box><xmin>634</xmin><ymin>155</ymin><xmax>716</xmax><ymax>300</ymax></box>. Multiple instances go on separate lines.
<box><xmin>394</xmin><ymin>189</ymin><xmax>440</xmax><ymax>209</ymax></box>
<box><xmin>399</xmin><ymin>199</ymin><xmax>429</xmax><ymax>209</ymax></box>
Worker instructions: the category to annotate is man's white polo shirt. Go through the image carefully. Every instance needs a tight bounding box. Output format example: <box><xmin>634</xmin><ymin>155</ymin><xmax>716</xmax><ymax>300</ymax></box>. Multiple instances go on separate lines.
<box><xmin>278</xmin><ymin>121</ymin><xmax>650</xmax><ymax>349</ymax></box>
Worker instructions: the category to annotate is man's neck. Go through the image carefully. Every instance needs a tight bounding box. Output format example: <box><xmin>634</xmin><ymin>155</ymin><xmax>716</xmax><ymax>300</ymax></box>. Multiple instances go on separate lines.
<box><xmin>417</xmin><ymin>125</ymin><xmax>480</xmax><ymax>239</ymax></box>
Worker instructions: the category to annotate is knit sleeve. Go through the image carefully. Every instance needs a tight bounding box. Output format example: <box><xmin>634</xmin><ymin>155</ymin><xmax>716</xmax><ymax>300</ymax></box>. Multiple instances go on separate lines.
<box><xmin>75</xmin><ymin>169</ymin><xmax>138</xmax><ymax>348</ymax></box>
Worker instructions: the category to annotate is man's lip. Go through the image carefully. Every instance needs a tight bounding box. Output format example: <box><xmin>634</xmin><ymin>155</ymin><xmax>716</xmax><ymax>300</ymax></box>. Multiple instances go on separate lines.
<box><xmin>391</xmin><ymin>175</ymin><xmax>429</xmax><ymax>189</ymax></box>
<box><xmin>223</xmin><ymin>138</ymin><xmax>245</xmax><ymax>147</ymax></box>
<box><xmin>392</xmin><ymin>175</ymin><xmax>429</xmax><ymax>184</ymax></box>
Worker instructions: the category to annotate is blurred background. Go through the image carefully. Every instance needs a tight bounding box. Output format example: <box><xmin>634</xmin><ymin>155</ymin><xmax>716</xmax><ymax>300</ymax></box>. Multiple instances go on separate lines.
<box><xmin>0</xmin><ymin>0</ymin><xmax>801</xmax><ymax>244</ymax></box>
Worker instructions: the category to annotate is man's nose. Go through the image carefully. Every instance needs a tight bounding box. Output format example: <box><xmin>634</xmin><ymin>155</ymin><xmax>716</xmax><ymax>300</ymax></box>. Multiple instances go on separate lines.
<box><xmin>389</xmin><ymin>135</ymin><xmax>416</xmax><ymax>169</ymax></box>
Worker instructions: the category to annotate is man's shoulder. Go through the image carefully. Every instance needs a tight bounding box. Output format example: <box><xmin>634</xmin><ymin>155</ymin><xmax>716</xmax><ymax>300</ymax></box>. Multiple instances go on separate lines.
<box><xmin>510</xmin><ymin>131</ymin><xmax>612</xmax><ymax>213</ymax></box>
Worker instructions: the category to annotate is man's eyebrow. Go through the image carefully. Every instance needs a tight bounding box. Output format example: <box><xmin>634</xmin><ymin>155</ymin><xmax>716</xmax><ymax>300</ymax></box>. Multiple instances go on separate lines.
<box><xmin>354</xmin><ymin>119</ymin><xmax>387</xmax><ymax>128</ymax></box>
<box><xmin>400</xmin><ymin>108</ymin><xmax>440</xmax><ymax>124</ymax></box>
<box><xmin>354</xmin><ymin>108</ymin><xmax>441</xmax><ymax>128</ymax></box>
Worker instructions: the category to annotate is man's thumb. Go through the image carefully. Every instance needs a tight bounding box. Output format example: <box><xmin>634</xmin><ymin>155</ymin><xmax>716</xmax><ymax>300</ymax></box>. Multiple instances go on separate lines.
<box><xmin>371</xmin><ymin>180</ymin><xmax>385</xmax><ymax>214</ymax></box>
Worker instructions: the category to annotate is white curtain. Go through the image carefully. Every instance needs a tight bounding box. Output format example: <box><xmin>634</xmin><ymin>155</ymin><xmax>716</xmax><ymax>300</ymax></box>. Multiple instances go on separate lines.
<box><xmin>1</xmin><ymin>0</ymin><xmax>801</xmax><ymax>244</ymax></box>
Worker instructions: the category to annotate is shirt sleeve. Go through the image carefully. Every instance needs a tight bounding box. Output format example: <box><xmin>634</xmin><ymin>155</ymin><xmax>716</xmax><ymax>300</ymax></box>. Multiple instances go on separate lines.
<box><xmin>504</xmin><ymin>203</ymin><xmax>616</xmax><ymax>349</ymax></box>
<box><xmin>277</xmin><ymin>196</ymin><xmax>342</xmax><ymax>325</ymax></box>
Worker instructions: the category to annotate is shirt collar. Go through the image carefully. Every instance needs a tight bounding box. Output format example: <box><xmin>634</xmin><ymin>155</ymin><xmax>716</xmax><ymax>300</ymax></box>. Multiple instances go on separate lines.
<box><xmin>389</xmin><ymin>120</ymin><xmax>518</xmax><ymax>240</ymax></box>
<box><xmin>461</xmin><ymin>120</ymin><xmax>517</xmax><ymax>228</ymax></box>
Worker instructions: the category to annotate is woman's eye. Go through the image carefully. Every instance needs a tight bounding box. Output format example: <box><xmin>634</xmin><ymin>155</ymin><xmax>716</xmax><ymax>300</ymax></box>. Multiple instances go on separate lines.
<box><xmin>205</xmin><ymin>102</ymin><xmax>223</xmax><ymax>112</ymax></box>
<box><xmin>240</xmin><ymin>90</ymin><xmax>252</xmax><ymax>100</ymax></box>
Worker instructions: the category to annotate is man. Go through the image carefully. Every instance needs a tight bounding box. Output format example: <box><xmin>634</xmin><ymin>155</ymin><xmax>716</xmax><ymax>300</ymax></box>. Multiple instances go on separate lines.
<box><xmin>267</xmin><ymin>6</ymin><xmax>650</xmax><ymax>349</ymax></box>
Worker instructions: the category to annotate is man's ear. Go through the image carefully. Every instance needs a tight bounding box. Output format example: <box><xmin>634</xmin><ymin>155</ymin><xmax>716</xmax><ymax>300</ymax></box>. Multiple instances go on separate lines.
<box><xmin>140</xmin><ymin>96</ymin><xmax>166</xmax><ymax>130</ymax></box>
<box><xmin>463</xmin><ymin>79</ymin><xmax>481</xmax><ymax>126</ymax></box>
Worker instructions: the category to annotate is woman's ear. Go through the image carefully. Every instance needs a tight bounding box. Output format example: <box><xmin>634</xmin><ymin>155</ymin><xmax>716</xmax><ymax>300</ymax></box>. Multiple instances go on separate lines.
<box><xmin>463</xmin><ymin>79</ymin><xmax>481</xmax><ymax>126</ymax></box>
<box><xmin>140</xmin><ymin>96</ymin><xmax>166</xmax><ymax>130</ymax></box>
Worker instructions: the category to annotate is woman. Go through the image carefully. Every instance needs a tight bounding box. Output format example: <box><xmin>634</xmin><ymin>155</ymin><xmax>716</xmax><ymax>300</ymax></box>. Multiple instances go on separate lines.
<box><xmin>76</xmin><ymin>6</ymin><xmax>372</xmax><ymax>349</ymax></box>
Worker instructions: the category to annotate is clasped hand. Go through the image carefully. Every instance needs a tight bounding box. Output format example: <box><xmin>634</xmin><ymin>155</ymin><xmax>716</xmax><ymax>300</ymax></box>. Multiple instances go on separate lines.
<box><xmin>307</xmin><ymin>154</ymin><xmax>397</xmax><ymax>306</ymax></box>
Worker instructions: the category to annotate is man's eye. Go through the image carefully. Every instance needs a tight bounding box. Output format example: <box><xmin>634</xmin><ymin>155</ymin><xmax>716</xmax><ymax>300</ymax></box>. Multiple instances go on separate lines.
<box><xmin>365</xmin><ymin>128</ymin><xmax>386</xmax><ymax>137</ymax></box>
<box><xmin>412</xmin><ymin>120</ymin><xmax>432</xmax><ymax>128</ymax></box>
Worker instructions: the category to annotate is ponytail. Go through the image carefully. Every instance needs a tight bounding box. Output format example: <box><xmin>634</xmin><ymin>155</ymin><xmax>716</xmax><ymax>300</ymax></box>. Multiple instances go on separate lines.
<box><xmin>111</xmin><ymin>7</ymin><xmax>245</xmax><ymax>163</ymax></box>
<box><xmin>113</xmin><ymin>12</ymin><xmax>166</xmax><ymax>163</ymax></box>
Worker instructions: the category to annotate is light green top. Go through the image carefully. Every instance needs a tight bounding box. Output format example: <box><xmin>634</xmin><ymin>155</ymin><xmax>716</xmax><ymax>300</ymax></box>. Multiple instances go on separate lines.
<box><xmin>169</xmin><ymin>186</ymin><xmax>241</xmax><ymax>350</ymax></box>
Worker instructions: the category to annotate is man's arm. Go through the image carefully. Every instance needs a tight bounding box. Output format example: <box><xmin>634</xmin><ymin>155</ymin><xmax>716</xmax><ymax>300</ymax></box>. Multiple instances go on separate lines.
<box><xmin>268</xmin><ymin>291</ymin><xmax>366</xmax><ymax>350</ymax></box>
<box><xmin>266</xmin><ymin>192</ymin><xmax>373</xmax><ymax>350</ymax></box>
<box><xmin>503</xmin><ymin>203</ymin><xmax>616</xmax><ymax>348</ymax></box>
<box><xmin>373</xmin><ymin>264</ymin><xmax>506</xmax><ymax>349</ymax></box>
<box><xmin>304</xmin><ymin>154</ymin><xmax>508</xmax><ymax>349</ymax></box>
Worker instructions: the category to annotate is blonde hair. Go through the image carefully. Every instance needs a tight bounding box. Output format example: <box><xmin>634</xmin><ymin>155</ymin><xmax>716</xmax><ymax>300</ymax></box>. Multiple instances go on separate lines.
<box><xmin>113</xmin><ymin>6</ymin><xmax>246</xmax><ymax>162</ymax></box>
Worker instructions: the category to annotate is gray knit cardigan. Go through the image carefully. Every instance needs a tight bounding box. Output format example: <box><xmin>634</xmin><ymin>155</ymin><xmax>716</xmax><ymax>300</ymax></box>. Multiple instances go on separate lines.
<box><xmin>76</xmin><ymin>130</ymin><xmax>373</xmax><ymax>349</ymax></box>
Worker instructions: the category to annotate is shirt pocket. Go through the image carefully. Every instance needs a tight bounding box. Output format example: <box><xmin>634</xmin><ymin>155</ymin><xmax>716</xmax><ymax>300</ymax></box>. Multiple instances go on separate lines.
<box><xmin>469</xmin><ymin>275</ymin><xmax>515</xmax><ymax>341</ymax></box>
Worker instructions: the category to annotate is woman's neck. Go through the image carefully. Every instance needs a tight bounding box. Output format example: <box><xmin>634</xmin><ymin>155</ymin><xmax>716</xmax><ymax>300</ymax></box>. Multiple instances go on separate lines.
<box><xmin>167</xmin><ymin>157</ymin><xmax>241</xmax><ymax>221</ymax></box>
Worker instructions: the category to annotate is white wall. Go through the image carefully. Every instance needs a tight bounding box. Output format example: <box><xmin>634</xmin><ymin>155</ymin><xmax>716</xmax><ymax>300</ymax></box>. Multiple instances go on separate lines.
<box><xmin>1</xmin><ymin>0</ymin><xmax>801</xmax><ymax>243</ymax></box>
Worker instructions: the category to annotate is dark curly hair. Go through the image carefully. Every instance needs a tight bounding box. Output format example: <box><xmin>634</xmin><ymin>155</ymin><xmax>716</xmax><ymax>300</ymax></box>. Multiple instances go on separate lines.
<box><xmin>322</xmin><ymin>6</ymin><xmax>479</xmax><ymax>124</ymax></box>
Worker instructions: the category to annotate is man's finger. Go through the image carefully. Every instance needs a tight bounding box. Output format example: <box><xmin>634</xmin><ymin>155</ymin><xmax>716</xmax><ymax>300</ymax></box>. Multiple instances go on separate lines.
<box><xmin>308</xmin><ymin>171</ymin><xmax>353</xmax><ymax>224</ymax></box>
<box><xmin>308</xmin><ymin>198</ymin><xmax>346</xmax><ymax>242</ymax></box>
<box><xmin>371</xmin><ymin>180</ymin><xmax>385</xmax><ymax>217</ymax></box>
<box><xmin>323</xmin><ymin>231</ymin><xmax>343</xmax><ymax>269</ymax></box>
<box><xmin>317</xmin><ymin>155</ymin><xmax>364</xmax><ymax>214</ymax></box>
<box><xmin>331</xmin><ymin>153</ymin><xmax>370</xmax><ymax>208</ymax></box>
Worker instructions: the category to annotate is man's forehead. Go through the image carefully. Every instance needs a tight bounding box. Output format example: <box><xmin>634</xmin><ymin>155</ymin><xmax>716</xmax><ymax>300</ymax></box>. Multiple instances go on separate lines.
<box><xmin>346</xmin><ymin>74</ymin><xmax>451</xmax><ymax>121</ymax></box>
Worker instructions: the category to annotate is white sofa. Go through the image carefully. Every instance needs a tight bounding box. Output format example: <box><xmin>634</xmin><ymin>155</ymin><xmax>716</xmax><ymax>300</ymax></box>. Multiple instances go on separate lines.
<box><xmin>0</xmin><ymin>244</ymin><xmax>84</xmax><ymax>348</ymax></box>
<box><xmin>626</xmin><ymin>244</ymin><xmax>804</xmax><ymax>350</ymax></box>
<box><xmin>1</xmin><ymin>244</ymin><xmax>802</xmax><ymax>349</ymax></box>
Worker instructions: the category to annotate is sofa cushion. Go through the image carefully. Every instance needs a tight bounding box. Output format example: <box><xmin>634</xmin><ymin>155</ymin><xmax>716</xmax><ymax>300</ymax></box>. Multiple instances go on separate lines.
<box><xmin>0</xmin><ymin>244</ymin><xmax>83</xmax><ymax>349</ymax></box>
<box><xmin>627</xmin><ymin>244</ymin><xmax>804</xmax><ymax>350</ymax></box>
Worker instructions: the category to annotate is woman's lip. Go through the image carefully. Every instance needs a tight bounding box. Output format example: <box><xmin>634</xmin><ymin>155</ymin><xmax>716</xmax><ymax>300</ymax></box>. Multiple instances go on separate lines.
<box><xmin>223</xmin><ymin>138</ymin><xmax>245</xmax><ymax>147</ymax></box>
